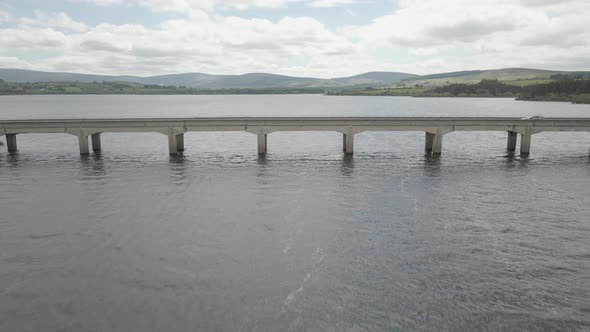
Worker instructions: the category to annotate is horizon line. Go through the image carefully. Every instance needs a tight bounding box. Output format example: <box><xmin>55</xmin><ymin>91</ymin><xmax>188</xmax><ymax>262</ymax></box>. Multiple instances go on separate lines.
<box><xmin>2</xmin><ymin>67</ymin><xmax>588</xmax><ymax>80</ymax></box>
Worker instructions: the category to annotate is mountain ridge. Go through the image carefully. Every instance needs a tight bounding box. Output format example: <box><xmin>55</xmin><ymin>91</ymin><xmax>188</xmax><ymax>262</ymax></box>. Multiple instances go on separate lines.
<box><xmin>402</xmin><ymin>68</ymin><xmax>584</xmax><ymax>84</ymax></box>
<box><xmin>0</xmin><ymin>69</ymin><xmax>416</xmax><ymax>89</ymax></box>
<box><xmin>1</xmin><ymin>68</ymin><xmax>589</xmax><ymax>89</ymax></box>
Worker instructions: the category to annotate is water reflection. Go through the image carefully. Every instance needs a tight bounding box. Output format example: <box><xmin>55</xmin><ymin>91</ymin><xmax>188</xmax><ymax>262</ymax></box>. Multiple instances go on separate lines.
<box><xmin>5</xmin><ymin>151</ymin><xmax>21</xmax><ymax>168</ymax></box>
<box><xmin>421</xmin><ymin>155</ymin><xmax>442</xmax><ymax>194</ymax></box>
<box><xmin>256</xmin><ymin>155</ymin><xmax>271</xmax><ymax>182</ymax></box>
<box><xmin>422</xmin><ymin>154</ymin><xmax>441</xmax><ymax>168</ymax></box>
<box><xmin>339</xmin><ymin>154</ymin><xmax>355</xmax><ymax>177</ymax></box>
<box><xmin>504</xmin><ymin>151</ymin><xmax>516</xmax><ymax>159</ymax></box>
<box><xmin>501</xmin><ymin>151</ymin><xmax>521</xmax><ymax>169</ymax></box>
<box><xmin>256</xmin><ymin>154</ymin><xmax>268</xmax><ymax>166</ymax></box>
<box><xmin>168</xmin><ymin>154</ymin><xmax>188</xmax><ymax>184</ymax></box>
<box><xmin>516</xmin><ymin>155</ymin><xmax>531</xmax><ymax>168</ymax></box>
<box><xmin>79</xmin><ymin>154</ymin><xmax>105</xmax><ymax>175</ymax></box>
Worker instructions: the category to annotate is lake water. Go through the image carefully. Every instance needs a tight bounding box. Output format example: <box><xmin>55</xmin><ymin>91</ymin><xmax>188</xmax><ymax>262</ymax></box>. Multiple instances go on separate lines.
<box><xmin>1</xmin><ymin>95</ymin><xmax>590</xmax><ymax>331</ymax></box>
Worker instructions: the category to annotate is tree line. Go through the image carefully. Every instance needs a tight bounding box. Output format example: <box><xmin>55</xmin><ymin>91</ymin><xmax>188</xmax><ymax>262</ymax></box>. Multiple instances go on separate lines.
<box><xmin>430</xmin><ymin>79</ymin><xmax>522</xmax><ymax>97</ymax></box>
<box><xmin>0</xmin><ymin>80</ymin><xmax>325</xmax><ymax>95</ymax></box>
<box><xmin>432</xmin><ymin>79</ymin><xmax>590</xmax><ymax>103</ymax></box>
<box><xmin>518</xmin><ymin>80</ymin><xmax>590</xmax><ymax>103</ymax></box>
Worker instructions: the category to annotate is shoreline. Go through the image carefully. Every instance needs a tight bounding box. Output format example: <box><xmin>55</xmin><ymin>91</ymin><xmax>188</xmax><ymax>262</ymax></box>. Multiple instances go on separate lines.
<box><xmin>0</xmin><ymin>93</ymin><xmax>588</xmax><ymax>104</ymax></box>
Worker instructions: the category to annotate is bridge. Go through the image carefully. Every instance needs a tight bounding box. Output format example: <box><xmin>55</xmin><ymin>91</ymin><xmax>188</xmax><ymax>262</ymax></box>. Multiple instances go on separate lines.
<box><xmin>1</xmin><ymin>117</ymin><xmax>589</xmax><ymax>156</ymax></box>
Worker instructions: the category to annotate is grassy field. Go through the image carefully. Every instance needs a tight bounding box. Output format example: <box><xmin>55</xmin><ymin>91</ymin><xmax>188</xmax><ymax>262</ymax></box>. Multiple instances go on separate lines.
<box><xmin>401</xmin><ymin>78</ymin><xmax>553</xmax><ymax>87</ymax></box>
<box><xmin>402</xmin><ymin>77</ymin><xmax>478</xmax><ymax>85</ymax></box>
<box><xmin>0</xmin><ymin>81</ymin><xmax>325</xmax><ymax>95</ymax></box>
<box><xmin>334</xmin><ymin>78</ymin><xmax>590</xmax><ymax>104</ymax></box>
<box><xmin>402</xmin><ymin>68</ymin><xmax>575</xmax><ymax>86</ymax></box>
<box><xmin>327</xmin><ymin>86</ymin><xmax>430</xmax><ymax>96</ymax></box>
<box><xmin>502</xmin><ymin>79</ymin><xmax>552</xmax><ymax>86</ymax></box>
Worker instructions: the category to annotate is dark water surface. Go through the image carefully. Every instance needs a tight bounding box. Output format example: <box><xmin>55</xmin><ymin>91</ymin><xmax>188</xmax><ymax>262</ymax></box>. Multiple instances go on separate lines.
<box><xmin>1</xmin><ymin>96</ymin><xmax>590</xmax><ymax>331</ymax></box>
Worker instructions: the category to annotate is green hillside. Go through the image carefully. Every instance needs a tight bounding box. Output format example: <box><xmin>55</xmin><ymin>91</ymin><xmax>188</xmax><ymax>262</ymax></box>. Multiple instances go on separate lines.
<box><xmin>404</xmin><ymin>68</ymin><xmax>589</xmax><ymax>85</ymax></box>
<box><xmin>2</xmin><ymin>68</ymin><xmax>589</xmax><ymax>93</ymax></box>
<box><xmin>0</xmin><ymin>69</ymin><xmax>415</xmax><ymax>89</ymax></box>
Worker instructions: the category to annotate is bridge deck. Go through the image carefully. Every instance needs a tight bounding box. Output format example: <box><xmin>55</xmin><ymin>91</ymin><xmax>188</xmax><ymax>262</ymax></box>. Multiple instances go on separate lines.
<box><xmin>1</xmin><ymin>117</ymin><xmax>590</xmax><ymax>156</ymax></box>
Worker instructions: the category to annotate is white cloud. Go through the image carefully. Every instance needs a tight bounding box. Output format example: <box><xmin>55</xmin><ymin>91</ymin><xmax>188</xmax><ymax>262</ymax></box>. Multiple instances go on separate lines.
<box><xmin>345</xmin><ymin>0</ymin><xmax>590</xmax><ymax>73</ymax></box>
<box><xmin>78</xmin><ymin>0</ymin><xmax>360</xmax><ymax>10</ymax></box>
<box><xmin>1</xmin><ymin>0</ymin><xmax>590</xmax><ymax>76</ymax></box>
<box><xmin>0</xmin><ymin>11</ymin><xmax>367</xmax><ymax>77</ymax></box>
<box><xmin>408</xmin><ymin>48</ymin><xmax>439</xmax><ymax>57</ymax></box>
<box><xmin>0</xmin><ymin>28</ymin><xmax>68</xmax><ymax>49</ymax></box>
<box><xmin>0</xmin><ymin>56</ymin><xmax>31</xmax><ymax>68</ymax></box>
<box><xmin>78</xmin><ymin>0</ymin><xmax>307</xmax><ymax>10</ymax></box>
<box><xmin>308</xmin><ymin>0</ymin><xmax>364</xmax><ymax>8</ymax></box>
<box><xmin>84</xmin><ymin>0</ymin><xmax>124</xmax><ymax>4</ymax></box>
<box><xmin>520</xmin><ymin>0</ymin><xmax>575</xmax><ymax>7</ymax></box>
<box><xmin>0</xmin><ymin>10</ymin><xmax>11</xmax><ymax>23</ymax></box>
<box><xmin>19</xmin><ymin>11</ymin><xmax>88</xmax><ymax>32</ymax></box>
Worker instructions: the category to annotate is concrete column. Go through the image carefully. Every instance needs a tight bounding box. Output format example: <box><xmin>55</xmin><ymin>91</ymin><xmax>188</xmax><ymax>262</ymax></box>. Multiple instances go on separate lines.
<box><xmin>91</xmin><ymin>133</ymin><xmax>101</xmax><ymax>152</ymax></box>
<box><xmin>432</xmin><ymin>133</ymin><xmax>443</xmax><ymax>155</ymax></box>
<box><xmin>176</xmin><ymin>133</ymin><xmax>184</xmax><ymax>152</ymax></box>
<box><xmin>425</xmin><ymin>132</ymin><xmax>435</xmax><ymax>153</ymax></box>
<box><xmin>342</xmin><ymin>134</ymin><xmax>347</xmax><ymax>152</ymax></box>
<box><xmin>520</xmin><ymin>131</ymin><xmax>532</xmax><ymax>156</ymax></box>
<box><xmin>6</xmin><ymin>134</ymin><xmax>17</xmax><ymax>152</ymax></box>
<box><xmin>168</xmin><ymin>133</ymin><xmax>178</xmax><ymax>155</ymax></box>
<box><xmin>506</xmin><ymin>131</ymin><xmax>518</xmax><ymax>152</ymax></box>
<box><xmin>257</xmin><ymin>133</ymin><xmax>267</xmax><ymax>155</ymax></box>
<box><xmin>78</xmin><ymin>135</ymin><xmax>90</xmax><ymax>155</ymax></box>
<box><xmin>344</xmin><ymin>132</ymin><xmax>354</xmax><ymax>154</ymax></box>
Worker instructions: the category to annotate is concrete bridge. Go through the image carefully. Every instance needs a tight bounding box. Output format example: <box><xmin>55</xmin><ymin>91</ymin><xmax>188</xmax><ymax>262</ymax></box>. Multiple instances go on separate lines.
<box><xmin>1</xmin><ymin>117</ymin><xmax>590</xmax><ymax>156</ymax></box>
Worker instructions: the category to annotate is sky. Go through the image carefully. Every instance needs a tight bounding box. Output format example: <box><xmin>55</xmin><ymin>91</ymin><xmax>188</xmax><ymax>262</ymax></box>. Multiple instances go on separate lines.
<box><xmin>0</xmin><ymin>0</ymin><xmax>588</xmax><ymax>78</ymax></box>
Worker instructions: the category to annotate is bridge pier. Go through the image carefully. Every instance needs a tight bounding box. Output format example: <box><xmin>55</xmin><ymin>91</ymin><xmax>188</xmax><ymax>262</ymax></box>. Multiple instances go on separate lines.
<box><xmin>6</xmin><ymin>134</ymin><xmax>17</xmax><ymax>152</ymax></box>
<box><xmin>425</xmin><ymin>133</ymin><xmax>435</xmax><ymax>153</ymax></box>
<box><xmin>520</xmin><ymin>131</ymin><xmax>532</xmax><ymax>156</ymax></box>
<box><xmin>91</xmin><ymin>133</ymin><xmax>101</xmax><ymax>152</ymax></box>
<box><xmin>433</xmin><ymin>133</ymin><xmax>443</xmax><ymax>155</ymax></box>
<box><xmin>425</xmin><ymin>132</ymin><xmax>443</xmax><ymax>155</ymax></box>
<box><xmin>507</xmin><ymin>131</ymin><xmax>518</xmax><ymax>152</ymax></box>
<box><xmin>344</xmin><ymin>133</ymin><xmax>354</xmax><ymax>154</ymax></box>
<box><xmin>176</xmin><ymin>133</ymin><xmax>184</xmax><ymax>152</ymax></box>
<box><xmin>168</xmin><ymin>133</ymin><xmax>178</xmax><ymax>155</ymax></box>
<box><xmin>342</xmin><ymin>134</ymin><xmax>347</xmax><ymax>152</ymax></box>
<box><xmin>78</xmin><ymin>135</ymin><xmax>89</xmax><ymax>155</ymax></box>
<box><xmin>257</xmin><ymin>133</ymin><xmax>267</xmax><ymax>155</ymax></box>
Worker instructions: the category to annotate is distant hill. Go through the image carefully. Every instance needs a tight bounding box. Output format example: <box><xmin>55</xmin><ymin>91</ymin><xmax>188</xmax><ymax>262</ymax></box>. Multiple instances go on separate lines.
<box><xmin>404</xmin><ymin>68</ymin><xmax>589</xmax><ymax>84</ymax></box>
<box><xmin>331</xmin><ymin>72</ymin><xmax>417</xmax><ymax>85</ymax></box>
<box><xmin>138</xmin><ymin>73</ymin><xmax>327</xmax><ymax>88</ymax></box>
<box><xmin>3</xmin><ymin>68</ymin><xmax>589</xmax><ymax>90</ymax></box>
<box><xmin>0</xmin><ymin>69</ymin><xmax>415</xmax><ymax>89</ymax></box>
<box><xmin>0</xmin><ymin>69</ymin><xmax>122</xmax><ymax>84</ymax></box>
